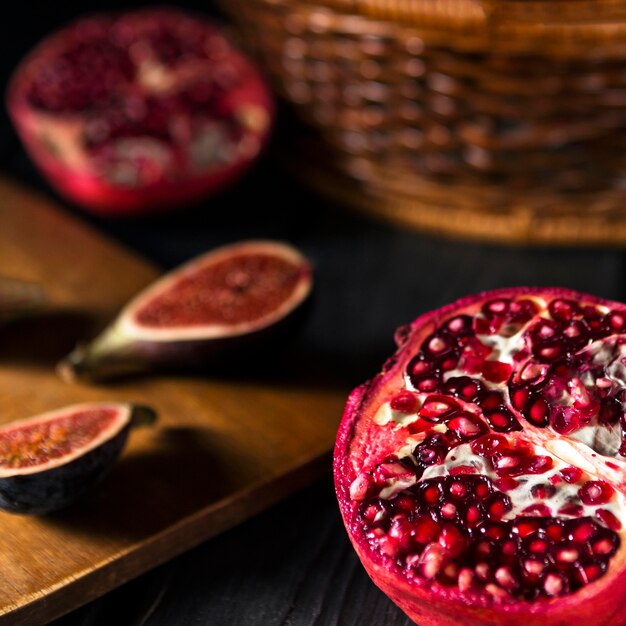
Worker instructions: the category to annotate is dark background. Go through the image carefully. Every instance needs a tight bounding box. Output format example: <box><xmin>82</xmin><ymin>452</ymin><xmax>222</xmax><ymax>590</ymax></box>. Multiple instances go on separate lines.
<box><xmin>2</xmin><ymin>2</ymin><xmax>626</xmax><ymax>625</ymax></box>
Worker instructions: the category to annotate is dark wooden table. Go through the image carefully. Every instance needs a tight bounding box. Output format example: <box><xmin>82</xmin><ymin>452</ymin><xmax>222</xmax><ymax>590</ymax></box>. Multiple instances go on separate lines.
<box><xmin>3</xmin><ymin>3</ymin><xmax>626</xmax><ymax>624</ymax></box>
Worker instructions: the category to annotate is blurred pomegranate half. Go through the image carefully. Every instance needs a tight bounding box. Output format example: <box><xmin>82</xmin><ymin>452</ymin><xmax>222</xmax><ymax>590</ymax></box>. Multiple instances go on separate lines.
<box><xmin>335</xmin><ymin>287</ymin><xmax>626</xmax><ymax>626</ymax></box>
<box><xmin>6</xmin><ymin>8</ymin><xmax>274</xmax><ymax>216</ymax></box>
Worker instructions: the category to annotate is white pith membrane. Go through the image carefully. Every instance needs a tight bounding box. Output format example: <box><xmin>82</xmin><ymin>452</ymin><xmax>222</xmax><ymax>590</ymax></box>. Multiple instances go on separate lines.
<box><xmin>118</xmin><ymin>241</ymin><xmax>312</xmax><ymax>342</ymax></box>
<box><xmin>0</xmin><ymin>403</ymin><xmax>129</xmax><ymax>477</ymax></box>
<box><xmin>350</xmin><ymin>295</ymin><xmax>626</xmax><ymax>602</ymax></box>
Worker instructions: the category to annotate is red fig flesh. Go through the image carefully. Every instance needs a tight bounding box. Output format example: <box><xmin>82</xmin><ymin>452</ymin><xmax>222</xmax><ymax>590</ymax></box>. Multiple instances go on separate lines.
<box><xmin>0</xmin><ymin>402</ymin><xmax>156</xmax><ymax>514</ymax></box>
<box><xmin>6</xmin><ymin>8</ymin><xmax>274</xmax><ymax>216</ymax></box>
<box><xmin>334</xmin><ymin>288</ymin><xmax>626</xmax><ymax>626</ymax></box>
<box><xmin>58</xmin><ymin>240</ymin><xmax>312</xmax><ymax>381</ymax></box>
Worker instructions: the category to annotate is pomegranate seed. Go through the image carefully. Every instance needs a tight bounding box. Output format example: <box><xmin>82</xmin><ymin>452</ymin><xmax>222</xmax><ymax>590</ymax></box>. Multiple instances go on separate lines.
<box><xmin>570</xmin><ymin>520</ymin><xmax>598</xmax><ymax>543</ymax></box>
<box><xmin>413</xmin><ymin>516</ymin><xmax>440</xmax><ymax>544</ymax></box>
<box><xmin>519</xmin><ymin>361</ymin><xmax>549</xmax><ymax>384</ymax></box>
<box><xmin>460</xmin><ymin>380</ymin><xmax>481</xmax><ymax>400</ymax></box>
<box><xmin>560</xmin><ymin>466</ymin><xmax>583</xmax><ymax>483</ymax></box>
<box><xmin>493</xmin><ymin>476</ymin><xmax>519</xmax><ymax>491</ymax></box>
<box><xmin>465</xmin><ymin>505</ymin><xmax>483</xmax><ymax>526</ymax></box>
<box><xmin>495</xmin><ymin>566</ymin><xmax>518</xmax><ymax>590</ymax></box>
<box><xmin>389</xmin><ymin>517</ymin><xmax>414</xmax><ymax>550</ymax></box>
<box><xmin>426</xmin><ymin>335</ymin><xmax>450</xmax><ymax>355</ymax></box>
<box><xmin>544</xmin><ymin>572</ymin><xmax>567</xmax><ymax>597</ymax></box>
<box><xmin>596</xmin><ymin>508</ymin><xmax>622</xmax><ymax>531</ymax></box>
<box><xmin>523</xmin><ymin>559</ymin><xmax>545</xmax><ymax>576</ymax></box>
<box><xmin>448</xmin><ymin>480</ymin><xmax>468</xmax><ymax>498</ymax></box>
<box><xmin>486</xmin><ymin>493</ymin><xmax>512</xmax><ymax>520</ymax></box>
<box><xmin>482</xmin><ymin>360</ymin><xmax>513</xmax><ymax>384</ymax></box>
<box><xmin>578</xmin><ymin>480</ymin><xmax>615</xmax><ymax>505</ymax></box>
<box><xmin>390</xmin><ymin>390</ymin><xmax>418</xmax><ymax>413</ymax></box>
<box><xmin>537</xmin><ymin>343</ymin><xmax>563</xmax><ymax>361</ymax></box>
<box><xmin>420</xmin><ymin>395</ymin><xmax>460</xmax><ymax>422</ymax></box>
<box><xmin>527</xmin><ymin>398</ymin><xmax>549</xmax><ymax>426</ymax></box>
<box><xmin>551</xmin><ymin>407</ymin><xmax>585</xmax><ymax>435</ymax></box>
<box><xmin>545</xmin><ymin>521</ymin><xmax>564</xmax><ymax>541</ymax></box>
<box><xmin>526</xmin><ymin>455</ymin><xmax>553</xmax><ymax>474</ymax></box>
<box><xmin>501</xmin><ymin>539</ymin><xmax>517</xmax><ymax>556</ymax></box>
<box><xmin>527</xmin><ymin>538</ymin><xmax>551</xmax><ymax>554</ymax></box>
<box><xmin>591</xmin><ymin>536</ymin><xmax>619</xmax><ymax>556</ymax></box>
<box><xmin>418</xmin><ymin>543</ymin><xmax>444</xmax><ymax>579</ymax></box>
<box><xmin>511</xmin><ymin>388</ymin><xmax>529</xmax><ymax>411</ymax></box>
<box><xmin>548</xmin><ymin>474</ymin><xmax>563</xmax><ymax>486</ymax></box>
<box><xmin>481</xmin><ymin>391</ymin><xmax>504</xmax><ymax>411</ymax></box>
<box><xmin>410</xmin><ymin>359</ymin><xmax>432</xmax><ymax>376</ymax></box>
<box><xmin>558</xmin><ymin>504</ymin><xmax>584</xmax><ymax>517</ymax></box>
<box><xmin>421</xmin><ymin>483</ymin><xmax>441</xmax><ymax>505</ymax></box>
<box><xmin>441</xmin><ymin>502</ymin><xmax>457</xmax><ymax>519</ymax></box>
<box><xmin>446</xmin><ymin>315</ymin><xmax>472</xmax><ymax>335</ymax></box>
<box><xmin>474</xmin><ymin>478</ymin><xmax>492</xmax><ymax>499</ymax></box>
<box><xmin>475</xmin><ymin>562</ymin><xmax>491</xmax><ymax>581</ymax></box>
<box><xmin>513</xmin><ymin>518</ymin><xmax>540</xmax><ymax>538</ymax></box>
<box><xmin>417</xmin><ymin>378</ymin><xmax>439</xmax><ymax>392</ymax></box>
<box><xmin>485</xmin><ymin>584</ymin><xmax>509</xmax><ymax>601</ymax></box>
<box><xmin>449</xmin><ymin>464</ymin><xmax>477</xmax><ymax>476</ymax></box>
<box><xmin>486</xmin><ymin>408</ymin><xmax>520</xmax><ymax>432</ymax></box>
<box><xmin>458</xmin><ymin>568</ymin><xmax>474</xmax><ymax>592</ymax></box>
<box><xmin>473</xmin><ymin>317</ymin><xmax>493</xmax><ymax>335</ymax></box>
<box><xmin>555</xmin><ymin>546</ymin><xmax>579</xmax><ymax>563</ymax></box>
<box><xmin>522</xmin><ymin>504</ymin><xmax>552</xmax><ymax>517</ymax></box>
<box><xmin>447</xmin><ymin>413</ymin><xmax>486</xmax><ymax>439</ymax></box>
<box><xmin>574</xmin><ymin>561</ymin><xmax>605</xmax><ymax>585</ymax></box>
<box><xmin>471</xmin><ymin>434</ymin><xmax>508</xmax><ymax>457</ymax></box>
<box><xmin>439</xmin><ymin>524</ymin><xmax>465</xmax><ymax>556</ymax></box>
<box><xmin>549</xmin><ymin>299</ymin><xmax>580</xmax><ymax>321</ymax></box>
<box><xmin>608</xmin><ymin>311</ymin><xmax>626</xmax><ymax>331</ymax></box>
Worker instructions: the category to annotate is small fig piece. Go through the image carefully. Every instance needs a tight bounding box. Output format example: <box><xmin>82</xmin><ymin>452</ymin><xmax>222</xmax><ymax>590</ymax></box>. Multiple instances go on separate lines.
<box><xmin>58</xmin><ymin>240</ymin><xmax>313</xmax><ymax>382</ymax></box>
<box><xmin>0</xmin><ymin>402</ymin><xmax>156</xmax><ymax>514</ymax></box>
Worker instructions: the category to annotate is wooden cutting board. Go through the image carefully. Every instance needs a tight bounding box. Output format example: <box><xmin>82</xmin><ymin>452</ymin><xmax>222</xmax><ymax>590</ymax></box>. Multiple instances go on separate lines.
<box><xmin>0</xmin><ymin>178</ymin><xmax>347</xmax><ymax>625</ymax></box>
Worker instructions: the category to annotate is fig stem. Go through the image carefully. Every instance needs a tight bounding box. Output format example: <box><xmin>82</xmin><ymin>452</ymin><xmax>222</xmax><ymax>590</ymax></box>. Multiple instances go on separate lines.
<box><xmin>57</xmin><ymin>324</ymin><xmax>149</xmax><ymax>383</ymax></box>
<box><xmin>130</xmin><ymin>405</ymin><xmax>158</xmax><ymax>427</ymax></box>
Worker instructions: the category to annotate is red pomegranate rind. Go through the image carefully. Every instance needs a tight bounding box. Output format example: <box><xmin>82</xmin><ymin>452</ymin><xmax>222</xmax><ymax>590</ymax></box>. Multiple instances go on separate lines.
<box><xmin>134</xmin><ymin>253</ymin><xmax>306</xmax><ymax>328</ymax></box>
<box><xmin>0</xmin><ymin>407</ymin><xmax>119</xmax><ymax>470</ymax></box>
<box><xmin>334</xmin><ymin>288</ymin><xmax>626</xmax><ymax>626</ymax></box>
<box><xmin>6</xmin><ymin>9</ymin><xmax>274</xmax><ymax>215</ymax></box>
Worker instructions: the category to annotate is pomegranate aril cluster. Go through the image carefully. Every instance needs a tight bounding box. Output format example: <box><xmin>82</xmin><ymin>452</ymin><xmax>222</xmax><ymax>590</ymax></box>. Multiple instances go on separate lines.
<box><xmin>359</xmin><ymin>473</ymin><xmax>620</xmax><ymax>601</ymax></box>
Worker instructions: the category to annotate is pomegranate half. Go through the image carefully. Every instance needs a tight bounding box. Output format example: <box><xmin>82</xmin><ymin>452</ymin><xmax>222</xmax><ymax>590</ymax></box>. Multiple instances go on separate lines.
<box><xmin>334</xmin><ymin>288</ymin><xmax>626</xmax><ymax>626</ymax></box>
<box><xmin>6</xmin><ymin>8</ymin><xmax>274</xmax><ymax>216</ymax></box>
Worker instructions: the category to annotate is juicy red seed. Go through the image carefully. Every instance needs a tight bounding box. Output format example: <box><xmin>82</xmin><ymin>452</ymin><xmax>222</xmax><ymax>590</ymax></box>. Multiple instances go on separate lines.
<box><xmin>558</xmin><ymin>504</ymin><xmax>584</xmax><ymax>517</ymax></box>
<box><xmin>466</xmin><ymin>506</ymin><xmax>483</xmax><ymax>526</ymax></box>
<box><xmin>574</xmin><ymin>562</ymin><xmax>605</xmax><ymax>585</ymax></box>
<box><xmin>460</xmin><ymin>381</ymin><xmax>480</xmax><ymax>400</ymax></box>
<box><xmin>596</xmin><ymin>508</ymin><xmax>622</xmax><ymax>531</ymax></box>
<box><xmin>549</xmin><ymin>299</ymin><xmax>580</xmax><ymax>321</ymax></box>
<box><xmin>522</xmin><ymin>503</ymin><xmax>552</xmax><ymax>516</ymax></box>
<box><xmin>493</xmin><ymin>476</ymin><xmax>519</xmax><ymax>492</ymax></box>
<box><xmin>413</xmin><ymin>516</ymin><xmax>440</xmax><ymax>544</ymax></box>
<box><xmin>518</xmin><ymin>361</ymin><xmax>549</xmax><ymax>385</ymax></box>
<box><xmin>527</xmin><ymin>537</ymin><xmax>551</xmax><ymax>554</ymax></box>
<box><xmin>487</xmin><ymin>409</ymin><xmax>521</xmax><ymax>433</ymax></box>
<box><xmin>424</xmin><ymin>334</ymin><xmax>451</xmax><ymax>356</ymax></box>
<box><xmin>570</xmin><ymin>520</ymin><xmax>598</xmax><ymax>543</ymax></box>
<box><xmin>422</xmin><ymin>484</ymin><xmax>441</xmax><ymax>505</ymax></box>
<box><xmin>390</xmin><ymin>390</ymin><xmax>418</xmax><ymax>413</ymax></box>
<box><xmin>439</xmin><ymin>524</ymin><xmax>465</xmax><ymax>556</ymax></box>
<box><xmin>526</xmin><ymin>456</ymin><xmax>553</xmax><ymax>474</ymax></box>
<box><xmin>511</xmin><ymin>388</ymin><xmax>529</xmax><ymax>411</ymax></box>
<box><xmin>532</xmin><ymin>319</ymin><xmax>559</xmax><ymax>340</ymax></box>
<box><xmin>418</xmin><ymin>378</ymin><xmax>439</xmax><ymax>392</ymax></box>
<box><xmin>471</xmin><ymin>434</ymin><xmax>508</xmax><ymax>457</ymax></box>
<box><xmin>513</xmin><ymin>518</ymin><xmax>540</xmax><ymax>538</ymax></box>
<box><xmin>551</xmin><ymin>408</ymin><xmax>586</xmax><ymax>436</ymax></box>
<box><xmin>608</xmin><ymin>311</ymin><xmax>626</xmax><ymax>331</ymax></box>
<box><xmin>449</xmin><ymin>480</ymin><xmax>468</xmax><ymax>498</ymax></box>
<box><xmin>447</xmin><ymin>413</ymin><xmax>486</xmax><ymax>439</ymax></box>
<box><xmin>545</xmin><ymin>522</ymin><xmax>564</xmax><ymax>542</ymax></box>
<box><xmin>482</xmin><ymin>361</ymin><xmax>513</xmax><ymax>384</ymax></box>
<box><xmin>537</xmin><ymin>342</ymin><xmax>564</xmax><ymax>361</ymax></box>
<box><xmin>527</xmin><ymin>398</ymin><xmax>549</xmax><ymax>426</ymax></box>
<box><xmin>481</xmin><ymin>391</ymin><xmax>504</xmax><ymax>411</ymax></box>
<box><xmin>482</xmin><ymin>298</ymin><xmax>510</xmax><ymax>317</ymax></box>
<box><xmin>446</xmin><ymin>315</ymin><xmax>473</xmax><ymax>335</ymax></box>
<box><xmin>410</xmin><ymin>359</ymin><xmax>433</xmax><ymax>376</ymax></box>
<box><xmin>485</xmin><ymin>494</ymin><xmax>512</xmax><ymax>520</ymax></box>
<box><xmin>420</xmin><ymin>395</ymin><xmax>460</xmax><ymax>422</ymax></box>
<box><xmin>544</xmin><ymin>572</ymin><xmax>568</xmax><ymax>597</ymax></box>
<box><xmin>578</xmin><ymin>481</ymin><xmax>615</xmax><ymax>505</ymax></box>
<box><xmin>474</xmin><ymin>479</ymin><xmax>492</xmax><ymax>499</ymax></box>
<box><xmin>560</xmin><ymin>466</ymin><xmax>584</xmax><ymax>483</ymax></box>
<box><xmin>481</xmin><ymin>522</ymin><xmax>508</xmax><ymax>540</ymax></box>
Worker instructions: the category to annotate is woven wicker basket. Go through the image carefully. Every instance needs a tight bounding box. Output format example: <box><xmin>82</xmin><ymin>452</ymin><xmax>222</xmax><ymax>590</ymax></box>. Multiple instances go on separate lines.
<box><xmin>221</xmin><ymin>0</ymin><xmax>626</xmax><ymax>245</ymax></box>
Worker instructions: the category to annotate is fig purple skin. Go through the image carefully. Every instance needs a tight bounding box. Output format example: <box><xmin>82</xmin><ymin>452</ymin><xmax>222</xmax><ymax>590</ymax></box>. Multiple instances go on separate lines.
<box><xmin>0</xmin><ymin>403</ymin><xmax>156</xmax><ymax>514</ymax></box>
<box><xmin>58</xmin><ymin>240</ymin><xmax>313</xmax><ymax>382</ymax></box>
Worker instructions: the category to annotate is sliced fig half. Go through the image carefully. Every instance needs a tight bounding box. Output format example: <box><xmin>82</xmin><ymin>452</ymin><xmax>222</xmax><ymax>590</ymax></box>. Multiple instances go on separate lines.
<box><xmin>0</xmin><ymin>277</ymin><xmax>45</xmax><ymax>324</ymax></box>
<box><xmin>335</xmin><ymin>287</ymin><xmax>626</xmax><ymax>626</ymax></box>
<box><xmin>0</xmin><ymin>402</ymin><xmax>156</xmax><ymax>514</ymax></box>
<box><xmin>58</xmin><ymin>240</ymin><xmax>313</xmax><ymax>381</ymax></box>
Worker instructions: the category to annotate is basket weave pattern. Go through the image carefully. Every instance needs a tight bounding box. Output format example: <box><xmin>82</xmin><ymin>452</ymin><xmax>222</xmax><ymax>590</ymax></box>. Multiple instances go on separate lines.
<box><xmin>223</xmin><ymin>0</ymin><xmax>626</xmax><ymax>244</ymax></box>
